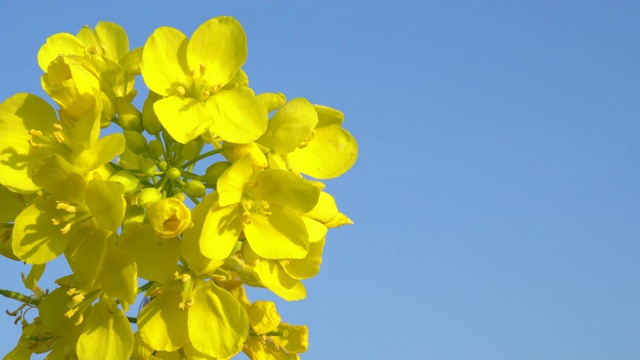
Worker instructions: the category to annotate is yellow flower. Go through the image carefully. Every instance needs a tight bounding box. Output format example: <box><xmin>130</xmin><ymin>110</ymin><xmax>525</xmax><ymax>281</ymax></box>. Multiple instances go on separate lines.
<box><xmin>147</xmin><ymin>196</ymin><xmax>192</xmax><ymax>238</ymax></box>
<box><xmin>138</xmin><ymin>276</ymin><xmax>249</xmax><ymax>358</ymax></box>
<box><xmin>140</xmin><ymin>16</ymin><xmax>267</xmax><ymax>144</ymax></box>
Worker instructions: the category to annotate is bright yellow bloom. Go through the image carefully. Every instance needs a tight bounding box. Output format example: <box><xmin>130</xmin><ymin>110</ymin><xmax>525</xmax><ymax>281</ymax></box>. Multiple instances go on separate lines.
<box><xmin>140</xmin><ymin>16</ymin><xmax>267</xmax><ymax>144</ymax></box>
<box><xmin>138</xmin><ymin>275</ymin><xmax>248</xmax><ymax>358</ymax></box>
<box><xmin>146</xmin><ymin>196</ymin><xmax>192</xmax><ymax>238</ymax></box>
<box><xmin>261</xmin><ymin>102</ymin><xmax>358</xmax><ymax>179</ymax></box>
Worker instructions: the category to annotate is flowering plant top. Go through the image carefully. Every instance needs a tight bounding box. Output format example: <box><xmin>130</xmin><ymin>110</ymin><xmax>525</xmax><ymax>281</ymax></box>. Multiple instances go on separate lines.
<box><xmin>0</xmin><ymin>16</ymin><xmax>357</xmax><ymax>359</ymax></box>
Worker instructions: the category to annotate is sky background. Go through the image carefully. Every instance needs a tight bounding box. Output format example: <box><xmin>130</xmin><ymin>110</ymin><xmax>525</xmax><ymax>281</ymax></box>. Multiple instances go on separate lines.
<box><xmin>0</xmin><ymin>1</ymin><xmax>639</xmax><ymax>359</ymax></box>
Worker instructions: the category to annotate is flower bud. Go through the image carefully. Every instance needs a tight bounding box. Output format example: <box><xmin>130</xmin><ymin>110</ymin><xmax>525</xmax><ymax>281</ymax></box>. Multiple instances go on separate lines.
<box><xmin>179</xmin><ymin>140</ymin><xmax>199</xmax><ymax>164</ymax></box>
<box><xmin>183</xmin><ymin>180</ymin><xmax>206</xmax><ymax>198</ymax></box>
<box><xmin>202</xmin><ymin>161</ymin><xmax>231</xmax><ymax>188</ymax></box>
<box><xmin>109</xmin><ymin>170</ymin><xmax>139</xmax><ymax>194</ymax></box>
<box><xmin>124</xmin><ymin>130</ymin><xmax>148</xmax><ymax>155</ymax></box>
<box><xmin>117</xmin><ymin>98</ymin><xmax>143</xmax><ymax>131</ymax></box>
<box><xmin>167</xmin><ymin>167</ymin><xmax>181</xmax><ymax>180</ymax></box>
<box><xmin>149</xmin><ymin>139</ymin><xmax>164</xmax><ymax>158</ymax></box>
<box><xmin>139</xmin><ymin>158</ymin><xmax>157</xmax><ymax>177</ymax></box>
<box><xmin>138</xmin><ymin>188</ymin><xmax>162</xmax><ymax>208</ymax></box>
<box><xmin>142</xmin><ymin>91</ymin><xmax>163</xmax><ymax>135</ymax></box>
<box><xmin>147</xmin><ymin>197</ymin><xmax>192</xmax><ymax>238</ymax></box>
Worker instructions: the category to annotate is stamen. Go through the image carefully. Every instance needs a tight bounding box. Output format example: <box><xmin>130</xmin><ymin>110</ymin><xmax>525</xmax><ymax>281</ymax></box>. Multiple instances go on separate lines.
<box><xmin>74</xmin><ymin>313</ymin><xmax>84</xmax><ymax>326</ymax></box>
<box><xmin>56</xmin><ymin>202</ymin><xmax>76</xmax><ymax>213</ymax></box>
<box><xmin>64</xmin><ymin>309</ymin><xmax>77</xmax><ymax>319</ymax></box>
<box><xmin>199</xmin><ymin>64</ymin><xmax>206</xmax><ymax>76</ymax></box>
<box><xmin>53</xmin><ymin>124</ymin><xmax>63</xmax><ymax>131</ymax></box>
<box><xmin>28</xmin><ymin>129</ymin><xmax>43</xmax><ymax>137</ymax></box>
<box><xmin>59</xmin><ymin>223</ymin><xmax>72</xmax><ymax>235</ymax></box>
<box><xmin>176</xmin><ymin>86</ymin><xmax>186</xmax><ymax>96</ymax></box>
<box><xmin>242</xmin><ymin>211</ymin><xmax>251</xmax><ymax>224</ymax></box>
<box><xmin>53</xmin><ymin>131</ymin><xmax>64</xmax><ymax>143</ymax></box>
<box><xmin>261</xmin><ymin>200</ymin><xmax>270</xmax><ymax>210</ymax></box>
<box><xmin>28</xmin><ymin>139</ymin><xmax>41</xmax><ymax>148</ymax></box>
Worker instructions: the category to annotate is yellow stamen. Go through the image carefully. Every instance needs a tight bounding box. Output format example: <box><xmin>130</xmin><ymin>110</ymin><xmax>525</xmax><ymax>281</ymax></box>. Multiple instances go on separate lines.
<box><xmin>28</xmin><ymin>139</ymin><xmax>41</xmax><ymax>148</ymax></box>
<box><xmin>59</xmin><ymin>223</ymin><xmax>72</xmax><ymax>235</ymax></box>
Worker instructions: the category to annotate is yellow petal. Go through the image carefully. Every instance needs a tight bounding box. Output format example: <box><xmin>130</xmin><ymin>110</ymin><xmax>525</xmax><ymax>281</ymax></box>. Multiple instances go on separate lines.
<box><xmin>259</xmin><ymin>98</ymin><xmax>318</xmax><ymax>155</ymax></box>
<box><xmin>181</xmin><ymin>193</ymin><xmax>225</xmax><ymax>275</ymax></box>
<box><xmin>188</xmin><ymin>278</ymin><xmax>249</xmax><ymax>358</ymax></box>
<box><xmin>12</xmin><ymin>198</ymin><xmax>76</xmax><ymax>264</ymax></box>
<box><xmin>77</xmin><ymin>298</ymin><xmax>134</xmax><ymax>360</ymax></box>
<box><xmin>187</xmin><ymin>16</ymin><xmax>247</xmax><ymax>88</ymax></box>
<box><xmin>118</xmin><ymin>223</ymin><xmax>180</xmax><ymax>284</ymax></box>
<box><xmin>287</xmin><ymin>125</ymin><xmax>358</xmax><ymax>179</ymax></box>
<box><xmin>141</xmin><ymin>26</ymin><xmax>192</xmax><ymax>96</ymax></box>
<box><xmin>37</xmin><ymin>33</ymin><xmax>85</xmax><ymax>71</ymax></box>
<box><xmin>85</xmin><ymin>179</ymin><xmax>126</xmax><ymax>232</ymax></box>
<box><xmin>253</xmin><ymin>261</ymin><xmax>306</xmax><ymax>301</ymax></box>
<box><xmin>217</xmin><ymin>154</ymin><xmax>254</xmax><ymax>207</ymax></box>
<box><xmin>200</xmin><ymin>200</ymin><xmax>244</xmax><ymax>260</ymax></box>
<box><xmin>154</xmin><ymin>95</ymin><xmax>214</xmax><ymax>144</ymax></box>
<box><xmin>248</xmin><ymin>301</ymin><xmax>281</xmax><ymax>335</ymax></box>
<box><xmin>94</xmin><ymin>21</ymin><xmax>129</xmax><ymax>62</ymax></box>
<box><xmin>65</xmin><ymin>227</ymin><xmax>108</xmax><ymax>287</ymax></box>
<box><xmin>99</xmin><ymin>245</ymin><xmax>137</xmax><ymax>307</ymax></box>
<box><xmin>205</xmin><ymin>90</ymin><xmax>267</xmax><ymax>144</ymax></box>
<box><xmin>245</xmin><ymin>205</ymin><xmax>310</xmax><ymax>260</ymax></box>
<box><xmin>139</xmin><ymin>285</ymin><xmax>189</xmax><ymax>352</ymax></box>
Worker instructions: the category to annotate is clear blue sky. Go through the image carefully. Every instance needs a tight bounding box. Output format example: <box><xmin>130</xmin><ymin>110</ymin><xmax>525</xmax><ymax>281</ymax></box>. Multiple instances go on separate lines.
<box><xmin>0</xmin><ymin>1</ymin><xmax>639</xmax><ymax>359</ymax></box>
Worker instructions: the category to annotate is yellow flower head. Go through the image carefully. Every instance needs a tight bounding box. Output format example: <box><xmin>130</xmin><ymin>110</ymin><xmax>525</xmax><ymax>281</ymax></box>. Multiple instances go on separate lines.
<box><xmin>147</xmin><ymin>196</ymin><xmax>192</xmax><ymax>238</ymax></box>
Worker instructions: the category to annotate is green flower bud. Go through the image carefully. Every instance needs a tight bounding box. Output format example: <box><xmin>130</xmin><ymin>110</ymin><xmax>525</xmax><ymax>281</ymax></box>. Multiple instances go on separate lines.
<box><xmin>109</xmin><ymin>170</ymin><xmax>139</xmax><ymax>194</ymax></box>
<box><xmin>124</xmin><ymin>130</ymin><xmax>149</xmax><ymax>155</ymax></box>
<box><xmin>183</xmin><ymin>180</ymin><xmax>206</xmax><ymax>198</ymax></box>
<box><xmin>117</xmin><ymin>98</ymin><xmax>143</xmax><ymax>131</ymax></box>
<box><xmin>202</xmin><ymin>161</ymin><xmax>231</xmax><ymax>188</ymax></box>
<box><xmin>142</xmin><ymin>91</ymin><xmax>163</xmax><ymax>135</ymax></box>
<box><xmin>149</xmin><ymin>139</ymin><xmax>164</xmax><ymax>158</ymax></box>
<box><xmin>179</xmin><ymin>140</ymin><xmax>199</xmax><ymax>164</ymax></box>
<box><xmin>138</xmin><ymin>188</ymin><xmax>162</xmax><ymax>208</ymax></box>
<box><xmin>167</xmin><ymin>167</ymin><xmax>181</xmax><ymax>180</ymax></box>
<box><xmin>139</xmin><ymin>158</ymin><xmax>157</xmax><ymax>177</ymax></box>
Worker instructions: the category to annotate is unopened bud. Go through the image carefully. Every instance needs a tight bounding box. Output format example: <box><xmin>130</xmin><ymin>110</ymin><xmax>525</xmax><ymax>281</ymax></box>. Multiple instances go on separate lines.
<box><xmin>139</xmin><ymin>158</ymin><xmax>157</xmax><ymax>177</ymax></box>
<box><xmin>138</xmin><ymin>188</ymin><xmax>162</xmax><ymax>208</ymax></box>
<box><xmin>179</xmin><ymin>140</ymin><xmax>199</xmax><ymax>164</ymax></box>
<box><xmin>117</xmin><ymin>98</ymin><xmax>143</xmax><ymax>131</ymax></box>
<box><xmin>183</xmin><ymin>180</ymin><xmax>206</xmax><ymax>198</ymax></box>
<box><xmin>149</xmin><ymin>139</ymin><xmax>164</xmax><ymax>158</ymax></box>
<box><xmin>202</xmin><ymin>161</ymin><xmax>231</xmax><ymax>188</ymax></box>
<box><xmin>142</xmin><ymin>91</ymin><xmax>163</xmax><ymax>135</ymax></box>
<box><xmin>124</xmin><ymin>130</ymin><xmax>148</xmax><ymax>155</ymax></box>
<box><xmin>167</xmin><ymin>167</ymin><xmax>181</xmax><ymax>180</ymax></box>
<box><xmin>109</xmin><ymin>170</ymin><xmax>139</xmax><ymax>194</ymax></box>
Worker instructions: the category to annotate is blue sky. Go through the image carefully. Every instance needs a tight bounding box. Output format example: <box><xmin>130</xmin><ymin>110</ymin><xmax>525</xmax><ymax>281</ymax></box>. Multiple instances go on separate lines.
<box><xmin>0</xmin><ymin>1</ymin><xmax>639</xmax><ymax>359</ymax></box>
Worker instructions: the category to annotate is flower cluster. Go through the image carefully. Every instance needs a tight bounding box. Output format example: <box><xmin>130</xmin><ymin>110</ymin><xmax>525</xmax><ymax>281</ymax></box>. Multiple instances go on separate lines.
<box><xmin>0</xmin><ymin>16</ymin><xmax>357</xmax><ymax>359</ymax></box>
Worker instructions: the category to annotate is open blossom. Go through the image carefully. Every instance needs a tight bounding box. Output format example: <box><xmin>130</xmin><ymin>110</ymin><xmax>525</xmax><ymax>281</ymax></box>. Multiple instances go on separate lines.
<box><xmin>0</xmin><ymin>16</ymin><xmax>356</xmax><ymax>360</ymax></box>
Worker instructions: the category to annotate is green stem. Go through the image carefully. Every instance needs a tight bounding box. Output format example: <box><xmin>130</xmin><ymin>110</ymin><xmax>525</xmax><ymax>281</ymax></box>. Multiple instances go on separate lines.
<box><xmin>182</xmin><ymin>171</ymin><xmax>202</xmax><ymax>180</ymax></box>
<box><xmin>127</xmin><ymin>316</ymin><xmax>137</xmax><ymax>324</ymax></box>
<box><xmin>0</xmin><ymin>289</ymin><xmax>38</xmax><ymax>305</ymax></box>
<box><xmin>138</xmin><ymin>281</ymin><xmax>155</xmax><ymax>294</ymax></box>
<box><xmin>181</xmin><ymin>148</ymin><xmax>225</xmax><ymax>169</ymax></box>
